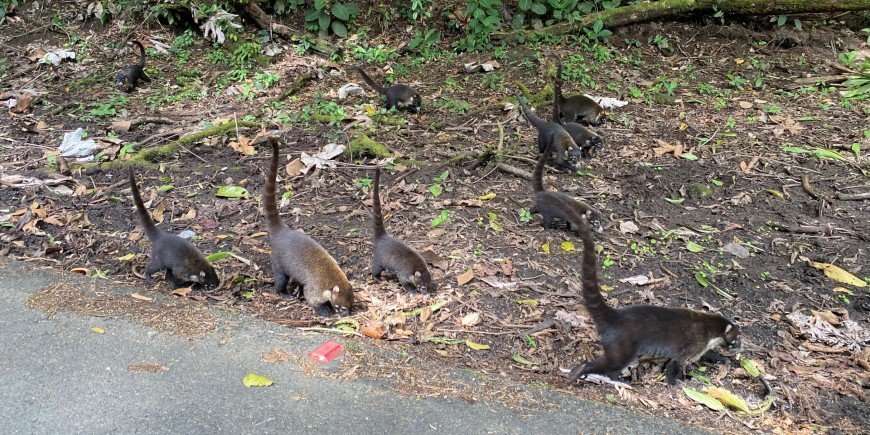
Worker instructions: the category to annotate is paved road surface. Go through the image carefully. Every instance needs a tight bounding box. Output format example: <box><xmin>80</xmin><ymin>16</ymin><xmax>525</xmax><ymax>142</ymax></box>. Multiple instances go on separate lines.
<box><xmin>0</xmin><ymin>257</ymin><xmax>703</xmax><ymax>434</ymax></box>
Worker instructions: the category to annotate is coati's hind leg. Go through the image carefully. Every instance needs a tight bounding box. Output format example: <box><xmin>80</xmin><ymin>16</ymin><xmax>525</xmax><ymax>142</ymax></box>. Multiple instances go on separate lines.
<box><xmin>700</xmin><ymin>350</ymin><xmax>729</xmax><ymax>364</ymax></box>
<box><xmin>141</xmin><ymin>72</ymin><xmax>151</xmax><ymax>83</ymax></box>
<box><xmin>568</xmin><ymin>343</ymin><xmax>635</xmax><ymax>383</ymax></box>
<box><xmin>663</xmin><ymin>360</ymin><xmax>684</xmax><ymax>386</ymax></box>
<box><xmin>540</xmin><ymin>213</ymin><xmax>555</xmax><ymax>229</ymax></box>
<box><xmin>165</xmin><ymin>269</ymin><xmax>182</xmax><ymax>287</ymax></box>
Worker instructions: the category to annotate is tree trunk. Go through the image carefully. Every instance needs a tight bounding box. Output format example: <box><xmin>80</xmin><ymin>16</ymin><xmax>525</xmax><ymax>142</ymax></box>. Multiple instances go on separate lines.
<box><xmin>493</xmin><ymin>0</ymin><xmax>870</xmax><ymax>40</ymax></box>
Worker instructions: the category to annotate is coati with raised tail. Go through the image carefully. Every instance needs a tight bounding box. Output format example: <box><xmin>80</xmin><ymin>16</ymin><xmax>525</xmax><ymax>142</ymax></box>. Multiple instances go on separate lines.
<box><xmin>530</xmin><ymin>141</ymin><xmax>603</xmax><ymax>234</ymax></box>
<box><xmin>552</xmin><ymin>56</ymin><xmax>603</xmax><ymax>160</ymax></box>
<box><xmin>262</xmin><ymin>137</ymin><xmax>354</xmax><ymax>317</ymax></box>
<box><xmin>352</xmin><ymin>66</ymin><xmax>422</xmax><ymax>113</ymax></box>
<box><xmin>115</xmin><ymin>40</ymin><xmax>151</xmax><ymax>93</ymax></box>
<box><xmin>552</xmin><ymin>56</ymin><xmax>605</xmax><ymax>127</ymax></box>
<box><xmin>370</xmin><ymin>167</ymin><xmax>435</xmax><ymax>294</ymax></box>
<box><xmin>516</xmin><ymin>94</ymin><xmax>581</xmax><ymax>172</ymax></box>
<box><xmin>129</xmin><ymin>170</ymin><xmax>219</xmax><ymax>290</ymax></box>
<box><xmin>566</xmin><ymin>215</ymin><xmax>740</xmax><ymax>386</ymax></box>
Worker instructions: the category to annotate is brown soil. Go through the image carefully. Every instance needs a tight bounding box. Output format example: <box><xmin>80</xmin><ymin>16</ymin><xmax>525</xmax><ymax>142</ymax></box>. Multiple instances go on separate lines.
<box><xmin>1</xmin><ymin>6</ymin><xmax>868</xmax><ymax>433</ymax></box>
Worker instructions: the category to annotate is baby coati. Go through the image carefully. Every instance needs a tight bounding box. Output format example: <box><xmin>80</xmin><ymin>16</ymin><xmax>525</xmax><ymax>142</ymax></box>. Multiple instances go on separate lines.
<box><xmin>115</xmin><ymin>40</ymin><xmax>151</xmax><ymax>93</ymax></box>
<box><xmin>262</xmin><ymin>137</ymin><xmax>354</xmax><ymax>317</ymax></box>
<box><xmin>129</xmin><ymin>170</ymin><xmax>219</xmax><ymax>290</ymax></box>
<box><xmin>552</xmin><ymin>56</ymin><xmax>603</xmax><ymax>160</ymax></box>
<box><xmin>530</xmin><ymin>141</ymin><xmax>603</xmax><ymax>234</ymax></box>
<box><xmin>516</xmin><ymin>94</ymin><xmax>581</xmax><ymax>172</ymax></box>
<box><xmin>566</xmin><ymin>215</ymin><xmax>740</xmax><ymax>386</ymax></box>
<box><xmin>552</xmin><ymin>56</ymin><xmax>605</xmax><ymax>127</ymax></box>
<box><xmin>370</xmin><ymin>167</ymin><xmax>435</xmax><ymax>294</ymax></box>
<box><xmin>352</xmin><ymin>66</ymin><xmax>422</xmax><ymax>113</ymax></box>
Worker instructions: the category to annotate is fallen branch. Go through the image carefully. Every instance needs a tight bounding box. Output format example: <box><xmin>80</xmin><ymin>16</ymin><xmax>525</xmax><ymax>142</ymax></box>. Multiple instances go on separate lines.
<box><xmin>801</xmin><ymin>175</ymin><xmax>833</xmax><ymax>203</ymax></box>
<box><xmin>241</xmin><ymin>1</ymin><xmax>334</xmax><ymax>55</ymax></box>
<box><xmin>835</xmin><ymin>191</ymin><xmax>870</xmax><ymax>201</ymax></box>
<box><xmin>766</xmin><ymin>221</ymin><xmax>832</xmax><ymax>235</ymax></box>
<box><xmin>497</xmin><ymin>162</ymin><xmax>532</xmax><ymax>180</ymax></box>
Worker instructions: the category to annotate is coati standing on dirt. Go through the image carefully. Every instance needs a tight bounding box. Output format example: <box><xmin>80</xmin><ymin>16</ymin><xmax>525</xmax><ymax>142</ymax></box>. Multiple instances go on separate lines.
<box><xmin>129</xmin><ymin>170</ymin><xmax>219</xmax><ymax>290</ymax></box>
<box><xmin>262</xmin><ymin>137</ymin><xmax>354</xmax><ymax>317</ymax></box>
<box><xmin>566</xmin><ymin>215</ymin><xmax>740</xmax><ymax>386</ymax></box>
<box><xmin>552</xmin><ymin>56</ymin><xmax>605</xmax><ymax>127</ymax></box>
<box><xmin>552</xmin><ymin>56</ymin><xmax>603</xmax><ymax>160</ymax></box>
<box><xmin>370</xmin><ymin>167</ymin><xmax>435</xmax><ymax>294</ymax></box>
<box><xmin>530</xmin><ymin>141</ymin><xmax>603</xmax><ymax>234</ymax></box>
<box><xmin>516</xmin><ymin>94</ymin><xmax>581</xmax><ymax>172</ymax></box>
<box><xmin>352</xmin><ymin>66</ymin><xmax>422</xmax><ymax>113</ymax></box>
<box><xmin>114</xmin><ymin>40</ymin><xmax>151</xmax><ymax>93</ymax></box>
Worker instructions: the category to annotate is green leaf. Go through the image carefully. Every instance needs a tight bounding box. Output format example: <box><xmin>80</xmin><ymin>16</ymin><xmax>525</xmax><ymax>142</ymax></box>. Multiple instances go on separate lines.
<box><xmin>242</xmin><ymin>373</ymin><xmax>273</xmax><ymax>387</ymax></box>
<box><xmin>157</xmin><ymin>184</ymin><xmax>174</xmax><ymax>193</ymax></box>
<box><xmin>116</xmin><ymin>253</ymin><xmax>135</xmax><ymax>261</ymax></box>
<box><xmin>428</xmin><ymin>184</ymin><xmax>443</xmax><ymax>197</ymax></box>
<box><xmin>330</xmin><ymin>20</ymin><xmax>347</xmax><ymax>37</ymax></box>
<box><xmin>318</xmin><ymin>11</ymin><xmax>331</xmax><ymax>31</ymax></box>
<box><xmin>740</xmin><ymin>358</ymin><xmax>760</xmax><ymax>378</ymax></box>
<box><xmin>426</xmin><ymin>337</ymin><xmax>463</xmax><ymax>345</ymax></box>
<box><xmin>512</xmin><ymin>354</ymin><xmax>536</xmax><ymax>365</ymax></box>
<box><xmin>664</xmin><ymin>197</ymin><xmax>685</xmax><ymax>205</ymax></box>
<box><xmin>331</xmin><ymin>3</ymin><xmax>350</xmax><ymax>20</ymax></box>
<box><xmin>694</xmin><ymin>271</ymin><xmax>710</xmax><ymax>287</ymax></box>
<box><xmin>776</xmin><ymin>15</ymin><xmax>786</xmax><ymax>26</ymax></box>
<box><xmin>434</xmin><ymin>170</ymin><xmax>450</xmax><ymax>183</ymax></box>
<box><xmin>813</xmin><ymin>148</ymin><xmax>845</xmax><ymax>161</ymax></box>
<box><xmin>851</xmin><ymin>143</ymin><xmax>861</xmax><ymax>159</ymax></box>
<box><xmin>431</xmin><ymin>210</ymin><xmax>450</xmax><ymax>227</ymax></box>
<box><xmin>686</xmin><ymin>241</ymin><xmax>705</xmax><ymax>253</ymax></box>
<box><xmin>782</xmin><ymin>146</ymin><xmax>810</xmax><ymax>154</ymax></box>
<box><xmin>465</xmin><ymin>340</ymin><xmax>490</xmax><ymax>350</ymax></box>
<box><xmin>680</xmin><ymin>152</ymin><xmax>698</xmax><ymax>161</ymax></box>
<box><xmin>530</xmin><ymin>2</ymin><xmax>546</xmax><ymax>14</ymax></box>
<box><xmin>216</xmin><ymin>185</ymin><xmax>249</xmax><ymax>198</ymax></box>
<box><xmin>304</xmin><ymin>8</ymin><xmax>320</xmax><ymax>21</ymax></box>
<box><xmin>518</xmin><ymin>0</ymin><xmax>531</xmax><ymax>10</ymax></box>
<box><xmin>710</xmin><ymin>179</ymin><xmax>723</xmax><ymax>187</ymax></box>
<box><xmin>683</xmin><ymin>388</ymin><xmax>726</xmax><ymax>411</ymax></box>
<box><xmin>205</xmin><ymin>251</ymin><xmax>231</xmax><ymax>262</ymax></box>
<box><xmin>561</xmin><ymin>241</ymin><xmax>575</xmax><ymax>252</ymax></box>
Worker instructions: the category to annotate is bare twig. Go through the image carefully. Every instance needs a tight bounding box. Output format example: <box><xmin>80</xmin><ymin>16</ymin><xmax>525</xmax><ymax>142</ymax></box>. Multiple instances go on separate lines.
<box><xmin>496</xmin><ymin>163</ymin><xmax>531</xmax><ymax>180</ymax></box>
<box><xmin>835</xmin><ymin>191</ymin><xmax>870</xmax><ymax>201</ymax></box>
<box><xmin>801</xmin><ymin>175</ymin><xmax>833</xmax><ymax>203</ymax></box>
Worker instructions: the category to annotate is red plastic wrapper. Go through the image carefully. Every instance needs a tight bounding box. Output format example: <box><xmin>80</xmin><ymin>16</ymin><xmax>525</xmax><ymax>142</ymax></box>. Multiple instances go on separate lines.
<box><xmin>307</xmin><ymin>341</ymin><xmax>344</xmax><ymax>363</ymax></box>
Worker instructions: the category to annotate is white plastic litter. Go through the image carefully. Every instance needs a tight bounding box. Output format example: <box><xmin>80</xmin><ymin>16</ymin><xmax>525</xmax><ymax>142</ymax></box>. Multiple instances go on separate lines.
<box><xmin>298</xmin><ymin>143</ymin><xmax>346</xmax><ymax>174</ymax></box>
<box><xmin>39</xmin><ymin>49</ymin><xmax>76</xmax><ymax>66</ymax></box>
<box><xmin>587</xmin><ymin>95</ymin><xmax>628</xmax><ymax>109</ymax></box>
<box><xmin>338</xmin><ymin>83</ymin><xmax>364</xmax><ymax>100</ymax></box>
<box><xmin>58</xmin><ymin>128</ymin><xmax>98</xmax><ymax>162</ymax></box>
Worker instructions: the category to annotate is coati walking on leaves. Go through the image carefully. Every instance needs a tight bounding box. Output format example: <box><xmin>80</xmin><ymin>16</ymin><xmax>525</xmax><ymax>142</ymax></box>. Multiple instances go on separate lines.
<box><xmin>115</xmin><ymin>40</ymin><xmax>151</xmax><ymax>93</ymax></box>
<box><xmin>552</xmin><ymin>56</ymin><xmax>606</xmax><ymax>127</ymax></box>
<box><xmin>567</xmin><ymin>216</ymin><xmax>740</xmax><ymax>386</ymax></box>
<box><xmin>552</xmin><ymin>56</ymin><xmax>603</xmax><ymax>160</ymax></box>
<box><xmin>370</xmin><ymin>167</ymin><xmax>435</xmax><ymax>294</ymax></box>
<box><xmin>516</xmin><ymin>94</ymin><xmax>581</xmax><ymax>172</ymax></box>
<box><xmin>262</xmin><ymin>137</ymin><xmax>354</xmax><ymax>317</ymax></box>
<box><xmin>353</xmin><ymin>66</ymin><xmax>422</xmax><ymax>113</ymax></box>
<box><xmin>129</xmin><ymin>170</ymin><xmax>219</xmax><ymax>290</ymax></box>
<box><xmin>530</xmin><ymin>141</ymin><xmax>603</xmax><ymax>235</ymax></box>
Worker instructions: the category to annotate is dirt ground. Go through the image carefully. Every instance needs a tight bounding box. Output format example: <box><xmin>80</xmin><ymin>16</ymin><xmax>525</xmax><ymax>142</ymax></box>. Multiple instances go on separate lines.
<box><xmin>1</xmin><ymin>5</ymin><xmax>868</xmax><ymax>433</ymax></box>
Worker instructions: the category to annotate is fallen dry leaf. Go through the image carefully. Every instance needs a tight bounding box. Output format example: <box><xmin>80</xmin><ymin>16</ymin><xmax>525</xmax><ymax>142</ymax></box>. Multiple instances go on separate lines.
<box><xmin>262</xmin><ymin>347</ymin><xmax>293</xmax><ymax>363</ymax></box>
<box><xmin>456</xmin><ymin>269</ymin><xmax>474</xmax><ymax>285</ymax></box>
<box><xmin>461</xmin><ymin>312</ymin><xmax>481</xmax><ymax>327</ymax></box>
<box><xmin>129</xmin><ymin>363</ymin><xmax>168</xmax><ymax>373</ymax></box>
<box><xmin>131</xmin><ymin>293</ymin><xmax>153</xmax><ymax>302</ymax></box>
<box><xmin>361</xmin><ymin>324</ymin><xmax>387</xmax><ymax>339</ymax></box>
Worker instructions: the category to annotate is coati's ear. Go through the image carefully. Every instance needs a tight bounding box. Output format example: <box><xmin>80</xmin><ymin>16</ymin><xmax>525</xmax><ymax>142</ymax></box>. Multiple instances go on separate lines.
<box><xmin>199</xmin><ymin>270</ymin><xmax>206</xmax><ymax>279</ymax></box>
<box><xmin>725</xmin><ymin>324</ymin><xmax>732</xmax><ymax>334</ymax></box>
<box><xmin>414</xmin><ymin>271</ymin><xmax>421</xmax><ymax>279</ymax></box>
<box><xmin>331</xmin><ymin>285</ymin><xmax>340</xmax><ymax>295</ymax></box>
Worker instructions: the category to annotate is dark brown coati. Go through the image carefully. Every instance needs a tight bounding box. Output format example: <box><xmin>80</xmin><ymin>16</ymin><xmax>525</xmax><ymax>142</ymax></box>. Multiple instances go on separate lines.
<box><xmin>352</xmin><ymin>66</ymin><xmax>422</xmax><ymax>113</ymax></box>
<box><xmin>552</xmin><ymin>56</ymin><xmax>605</xmax><ymax>127</ymax></box>
<box><xmin>566</xmin><ymin>215</ymin><xmax>740</xmax><ymax>386</ymax></box>
<box><xmin>115</xmin><ymin>40</ymin><xmax>151</xmax><ymax>93</ymax></box>
<box><xmin>262</xmin><ymin>137</ymin><xmax>354</xmax><ymax>317</ymax></box>
<box><xmin>370</xmin><ymin>167</ymin><xmax>435</xmax><ymax>294</ymax></box>
<box><xmin>530</xmin><ymin>141</ymin><xmax>603</xmax><ymax>234</ymax></box>
<box><xmin>516</xmin><ymin>94</ymin><xmax>581</xmax><ymax>172</ymax></box>
<box><xmin>129</xmin><ymin>170</ymin><xmax>219</xmax><ymax>290</ymax></box>
<box><xmin>552</xmin><ymin>56</ymin><xmax>603</xmax><ymax>160</ymax></box>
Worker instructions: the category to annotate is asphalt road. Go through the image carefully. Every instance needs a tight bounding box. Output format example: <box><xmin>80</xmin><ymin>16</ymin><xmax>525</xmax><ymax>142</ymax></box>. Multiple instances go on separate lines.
<box><xmin>0</xmin><ymin>257</ymin><xmax>703</xmax><ymax>434</ymax></box>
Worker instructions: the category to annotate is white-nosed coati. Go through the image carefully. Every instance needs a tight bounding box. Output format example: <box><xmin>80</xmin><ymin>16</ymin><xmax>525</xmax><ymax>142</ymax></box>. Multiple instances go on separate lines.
<box><xmin>567</xmin><ymin>215</ymin><xmax>740</xmax><ymax>386</ymax></box>
<box><xmin>530</xmin><ymin>140</ymin><xmax>603</xmax><ymax>234</ymax></box>
<box><xmin>262</xmin><ymin>137</ymin><xmax>354</xmax><ymax>317</ymax></box>
<box><xmin>516</xmin><ymin>94</ymin><xmax>581</xmax><ymax>172</ymax></box>
<box><xmin>115</xmin><ymin>40</ymin><xmax>151</xmax><ymax>93</ymax></box>
<box><xmin>353</xmin><ymin>66</ymin><xmax>422</xmax><ymax>113</ymax></box>
<box><xmin>129</xmin><ymin>170</ymin><xmax>219</xmax><ymax>290</ymax></box>
<box><xmin>552</xmin><ymin>56</ymin><xmax>603</xmax><ymax>160</ymax></box>
<box><xmin>370</xmin><ymin>167</ymin><xmax>435</xmax><ymax>294</ymax></box>
<box><xmin>552</xmin><ymin>56</ymin><xmax>605</xmax><ymax>127</ymax></box>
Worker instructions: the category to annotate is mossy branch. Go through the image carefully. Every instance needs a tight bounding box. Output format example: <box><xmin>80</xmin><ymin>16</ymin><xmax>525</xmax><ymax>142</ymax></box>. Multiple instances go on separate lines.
<box><xmin>80</xmin><ymin>120</ymin><xmax>261</xmax><ymax>171</ymax></box>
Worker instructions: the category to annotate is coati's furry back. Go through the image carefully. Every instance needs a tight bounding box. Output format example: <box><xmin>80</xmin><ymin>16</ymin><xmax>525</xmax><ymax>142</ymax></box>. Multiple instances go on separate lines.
<box><xmin>370</xmin><ymin>167</ymin><xmax>435</xmax><ymax>294</ymax></box>
<box><xmin>262</xmin><ymin>137</ymin><xmax>354</xmax><ymax>316</ymax></box>
<box><xmin>567</xmin><ymin>216</ymin><xmax>740</xmax><ymax>386</ymax></box>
